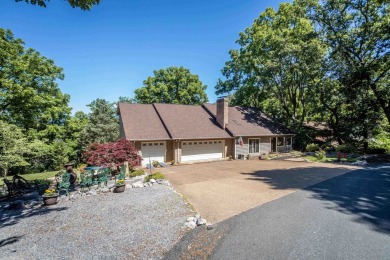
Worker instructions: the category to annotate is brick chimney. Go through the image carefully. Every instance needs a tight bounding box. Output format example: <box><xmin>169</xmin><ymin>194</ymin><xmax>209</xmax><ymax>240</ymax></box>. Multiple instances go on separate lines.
<box><xmin>216</xmin><ymin>97</ymin><xmax>228</xmax><ymax>129</ymax></box>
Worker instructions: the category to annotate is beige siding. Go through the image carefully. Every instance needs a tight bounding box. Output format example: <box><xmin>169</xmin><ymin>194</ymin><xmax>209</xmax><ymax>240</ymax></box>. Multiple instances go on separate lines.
<box><xmin>165</xmin><ymin>140</ymin><xmax>174</xmax><ymax>163</ymax></box>
<box><xmin>235</xmin><ymin>136</ymin><xmax>291</xmax><ymax>159</ymax></box>
<box><xmin>225</xmin><ymin>138</ymin><xmax>234</xmax><ymax>158</ymax></box>
<box><xmin>235</xmin><ymin>137</ymin><xmax>249</xmax><ymax>158</ymax></box>
<box><xmin>260</xmin><ymin>137</ymin><xmax>271</xmax><ymax>154</ymax></box>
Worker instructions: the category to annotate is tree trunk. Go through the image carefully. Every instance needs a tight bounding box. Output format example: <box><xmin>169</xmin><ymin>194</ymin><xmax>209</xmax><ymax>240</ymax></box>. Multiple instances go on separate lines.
<box><xmin>3</xmin><ymin>168</ymin><xmax>8</xmax><ymax>178</ymax></box>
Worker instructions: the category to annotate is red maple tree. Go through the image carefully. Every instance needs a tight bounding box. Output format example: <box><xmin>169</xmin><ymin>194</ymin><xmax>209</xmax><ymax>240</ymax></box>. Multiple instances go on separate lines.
<box><xmin>83</xmin><ymin>139</ymin><xmax>141</xmax><ymax>167</ymax></box>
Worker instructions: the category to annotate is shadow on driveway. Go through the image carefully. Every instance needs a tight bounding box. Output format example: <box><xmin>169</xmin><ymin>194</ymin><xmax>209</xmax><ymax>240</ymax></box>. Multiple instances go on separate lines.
<box><xmin>242</xmin><ymin>167</ymin><xmax>390</xmax><ymax>234</ymax></box>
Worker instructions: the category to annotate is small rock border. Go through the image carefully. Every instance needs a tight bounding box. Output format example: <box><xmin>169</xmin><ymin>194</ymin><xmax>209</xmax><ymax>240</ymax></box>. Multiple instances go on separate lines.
<box><xmin>184</xmin><ymin>213</ymin><xmax>209</xmax><ymax>230</ymax></box>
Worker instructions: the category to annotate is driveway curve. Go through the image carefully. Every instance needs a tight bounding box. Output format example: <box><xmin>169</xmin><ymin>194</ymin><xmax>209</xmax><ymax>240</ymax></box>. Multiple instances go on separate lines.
<box><xmin>160</xmin><ymin>160</ymin><xmax>361</xmax><ymax>224</ymax></box>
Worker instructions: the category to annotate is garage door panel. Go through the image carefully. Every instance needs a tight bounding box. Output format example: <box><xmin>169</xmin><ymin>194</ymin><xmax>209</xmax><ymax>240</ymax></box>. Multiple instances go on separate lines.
<box><xmin>181</xmin><ymin>140</ymin><xmax>223</xmax><ymax>162</ymax></box>
<box><xmin>141</xmin><ymin>142</ymin><xmax>165</xmax><ymax>166</ymax></box>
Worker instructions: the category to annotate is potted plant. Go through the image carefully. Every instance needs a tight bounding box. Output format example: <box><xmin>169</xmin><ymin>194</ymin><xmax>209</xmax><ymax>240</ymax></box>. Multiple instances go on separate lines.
<box><xmin>42</xmin><ymin>188</ymin><xmax>59</xmax><ymax>206</ymax></box>
<box><xmin>114</xmin><ymin>179</ymin><xmax>126</xmax><ymax>193</ymax></box>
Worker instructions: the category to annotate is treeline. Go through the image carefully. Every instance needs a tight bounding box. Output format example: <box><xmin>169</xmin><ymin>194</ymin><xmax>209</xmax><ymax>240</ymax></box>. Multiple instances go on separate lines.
<box><xmin>1</xmin><ymin>0</ymin><xmax>389</xmax><ymax>176</ymax></box>
<box><xmin>0</xmin><ymin>28</ymin><xmax>132</xmax><ymax>176</ymax></box>
<box><xmin>216</xmin><ymin>0</ymin><xmax>389</xmax><ymax>151</ymax></box>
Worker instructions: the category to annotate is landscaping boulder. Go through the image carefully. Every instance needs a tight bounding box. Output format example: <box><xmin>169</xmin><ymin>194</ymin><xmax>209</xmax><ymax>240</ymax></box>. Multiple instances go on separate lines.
<box><xmin>132</xmin><ymin>182</ymin><xmax>144</xmax><ymax>188</ymax></box>
<box><xmin>187</xmin><ymin>216</ymin><xmax>196</xmax><ymax>222</ymax></box>
<box><xmin>197</xmin><ymin>218</ymin><xmax>207</xmax><ymax>226</ymax></box>
<box><xmin>184</xmin><ymin>220</ymin><xmax>197</xmax><ymax>229</ymax></box>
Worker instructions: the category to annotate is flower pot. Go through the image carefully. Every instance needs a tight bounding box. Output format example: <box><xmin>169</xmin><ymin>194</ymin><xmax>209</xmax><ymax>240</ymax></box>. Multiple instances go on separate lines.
<box><xmin>42</xmin><ymin>194</ymin><xmax>59</xmax><ymax>206</ymax></box>
<box><xmin>114</xmin><ymin>184</ymin><xmax>126</xmax><ymax>193</ymax></box>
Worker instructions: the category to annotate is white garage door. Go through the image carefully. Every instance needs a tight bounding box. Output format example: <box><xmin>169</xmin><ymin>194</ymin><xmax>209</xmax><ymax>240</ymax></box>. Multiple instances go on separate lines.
<box><xmin>181</xmin><ymin>140</ymin><xmax>223</xmax><ymax>162</ymax></box>
<box><xmin>141</xmin><ymin>142</ymin><xmax>166</xmax><ymax>166</ymax></box>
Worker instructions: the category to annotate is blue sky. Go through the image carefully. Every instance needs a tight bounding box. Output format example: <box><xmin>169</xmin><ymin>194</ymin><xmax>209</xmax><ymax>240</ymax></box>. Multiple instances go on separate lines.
<box><xmin>1</xmin><ymin>0</ymin><xmax>284</xmax><ymax>113</ymax></box>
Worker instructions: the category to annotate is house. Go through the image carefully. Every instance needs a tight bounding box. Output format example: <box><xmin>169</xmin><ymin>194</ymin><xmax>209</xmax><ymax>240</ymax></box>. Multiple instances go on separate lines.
<box><xmin>118</xmin><ymin>98</ymin><xmax>293</xmax><ymax>166</ymax></box>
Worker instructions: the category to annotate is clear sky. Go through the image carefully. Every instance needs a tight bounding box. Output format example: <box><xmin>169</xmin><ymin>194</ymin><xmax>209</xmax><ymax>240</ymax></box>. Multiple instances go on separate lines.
<box><xmin>1</xmin><ymin>0</ymin><xmax>284</xmax><ymax>113</ymax></box>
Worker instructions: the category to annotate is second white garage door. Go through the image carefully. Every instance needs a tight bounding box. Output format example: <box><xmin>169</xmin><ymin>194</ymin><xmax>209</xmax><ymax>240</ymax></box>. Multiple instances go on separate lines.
<box><xmin>141</xmin><ymin>142</ymin><xmax>165</xmax><ymax>166</ymax></box>
<box><xmin>181</xmin><ymin>140</ymin><xmax>223</xmax><ymax>162</ymax></box>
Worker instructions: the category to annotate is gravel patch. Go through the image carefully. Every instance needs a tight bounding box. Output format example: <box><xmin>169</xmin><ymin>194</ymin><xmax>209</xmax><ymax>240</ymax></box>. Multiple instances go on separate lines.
<box><xmin>0</xmin><ymin>185</ymin><xmax>193</xmax><ymax>259</ymax></box>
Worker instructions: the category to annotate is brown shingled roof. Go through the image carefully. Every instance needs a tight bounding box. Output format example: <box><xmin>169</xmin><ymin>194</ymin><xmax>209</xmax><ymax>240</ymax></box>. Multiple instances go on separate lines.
<box><xmin>118</xmin><ymin>103</ymin><xmax>171</xmax><ymax>141</ymax></box>
<box><xmin>153</xmin><ymin>103</ymin><xmax>231</xmax><ymax>139</ymax></box>
<box><xmin>203</xmin><ymin>104</ymin><xmax>292</xmax><ymax>136</ymax></box>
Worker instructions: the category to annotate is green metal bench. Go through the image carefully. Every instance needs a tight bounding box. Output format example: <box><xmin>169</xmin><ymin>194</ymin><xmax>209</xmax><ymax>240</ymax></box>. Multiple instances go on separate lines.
<box><xmin>80</xmin><ymin>170</ymin><xmax>93</xmax><ymax>192</ymax></box>
<box><xmin>95</xmin><ymin>168</ymin><xmax>110</xmax><ymax>187</ymax></box>
<box><xmin>57</xmin><ymin>171</ymin><xmax>71</xmax><ymax>196</ymax></box>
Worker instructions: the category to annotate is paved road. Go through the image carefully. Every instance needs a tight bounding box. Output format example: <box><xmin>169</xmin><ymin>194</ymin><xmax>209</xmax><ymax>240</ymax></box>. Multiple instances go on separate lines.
<box><xmin>166</xmin><ymin>167</ymin><xmax>390</xmax><ymax>259</ymax></box>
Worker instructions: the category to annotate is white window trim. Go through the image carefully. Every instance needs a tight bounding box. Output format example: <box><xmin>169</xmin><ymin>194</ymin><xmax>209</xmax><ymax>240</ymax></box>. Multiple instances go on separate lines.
<box><xmin>248</xmin><ymin>138</ymin><xmax>260</xmax><ymax>154</ymax></box>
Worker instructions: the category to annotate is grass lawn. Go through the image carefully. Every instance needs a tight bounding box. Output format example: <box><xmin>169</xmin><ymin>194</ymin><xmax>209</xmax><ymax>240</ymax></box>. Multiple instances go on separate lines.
<box><xmin>304</xmin><ymin>155</ymin><xmax>358</xmax><ymax>163</ymax></box>
<box><xmin>0</xmin><ymin>171</ymin><xmax>58</xmax><ymax>186</ymax></box>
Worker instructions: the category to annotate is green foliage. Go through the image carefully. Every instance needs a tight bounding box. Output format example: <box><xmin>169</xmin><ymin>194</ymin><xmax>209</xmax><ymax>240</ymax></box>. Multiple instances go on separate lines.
<box><xmin>216</xmin><ymin>0</ymin><xmax>389</xmax><ymax>149</ymax></box>
<box><xmin>311</xmin><ymin>0</ymin><xmax>390</xmax><ymax>125</ymax></box>
<box><xmin>118</xmin><ymin>96</ymin><xmax>133</xmax><ymax>104</ymax></box>
<box><xmin>0</xmin><ymin>171</ymin><xmax>56</xmax><ymax>186</ymax></box>
<box><xmin>335</xmin><ymin>144</ymin><xmax>356</xmax><ymax>153</ymax></box>
<box><xmin>80</xmin><ymin>99</ymin><xmax>119</xmax><ymax>149</ymax></box>
<box><xmin>0</xmin><ymin>121</ymin><xmax>30</xmax><ymax>177</ymax></box>
<box><xmin>368</xmin><ymin>130</ymin><xmax>390</xmax><ymax>154</ymax></box>
<box><xmin>15</xmin><ymin>0</ymin><xmax>100</xmax><ymax>10</ymax></box>
<box><xmin>152</xmin><ymin>160</ymin><xmax>159</xmax><ymax>168</ymax></box>
<box><xmin>51</xmin><ymin>139</ymin><xmax>72</xmax><ymax>170</ymax></box>
<box><xmin>306</xmin><ymin>143</ymin><xmax>320</xmax><ymax>152</ymax></box>
<box><xmin>129</xmin><ymin>169</ymin><xmax>145</xmax><ymax>178</ymax></box>
<box><xmin>315</xmin><ymin>149</ymin><xmax>326</xmax><ymax>160</ymax></box>
<box><xmin>134</xmin><ymin>66</ymin><xmax>208</xmax><ymax>105</ymax></box>
<box><xmin>0</xmin><ymin>29</ymin><xmax>71</xmax><ymax>134</ymax></box>
<box><xmin>216</xmin><ymin>1</ymin><xmax>325</xmax><ymax>130</ymax></box>
<box><xmin>144</xmin><ymin>172</ymin><xmax>166</xmax><ymax>182</ymax></box>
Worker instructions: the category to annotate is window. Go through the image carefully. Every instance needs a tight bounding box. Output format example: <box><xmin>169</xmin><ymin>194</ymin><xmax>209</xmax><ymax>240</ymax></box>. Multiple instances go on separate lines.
<box><xmin>277</xmin><ymin>137</ymin><xmax>284</xmax><ymax>146</ymax></box>
<box><xmin>249</xmin><ymin>139</ymin><xmax>260</xmax><ymax>153</ymax></box>
<box><xmin>286</xmin><ymin>137</ymin><xmax>292</xmax><ymax>146</ymax></box>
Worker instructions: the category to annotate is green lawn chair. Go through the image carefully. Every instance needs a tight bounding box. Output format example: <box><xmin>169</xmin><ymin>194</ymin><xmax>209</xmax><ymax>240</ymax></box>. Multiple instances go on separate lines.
<box><xmin>96</xmin><ymin>168</ymin><xmax>109</xmax><ymax>187</ymax></box>
<box><xmin>57</xmin><ymin>172</ymin><xmax>71</xmax><ymax>196</ymax></box>
<box><xmin>80</xmin><ymin>170</ymin><xmax>93</xmax><ymax>192</ymax></box>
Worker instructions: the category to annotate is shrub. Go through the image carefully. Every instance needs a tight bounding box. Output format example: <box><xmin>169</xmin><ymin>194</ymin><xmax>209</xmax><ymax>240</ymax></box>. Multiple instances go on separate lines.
<box><xmin>315</xmin><ymin>149</ymin><xmax>326</xmax><ymax>160</ymax></box>
<box><xmin>368</xmin><ymin>133</ymin><xmax>390</xmax><ymax>154</ymax></box>
<box><xmin>152</xmin><ymin>160</ymin><xmax>159</xmax><ymax>168</ymax></box>
<box><xmin>83</xmin><ymin>139</ymin><xmax>141</xmax><ymax>168</ymax></box>
<box><xmin>335</xmin><ymin>144</ymin><xmax>356</xmax><ymax>153</ymax></box>
<box><xmin>144</xmin><ymin>172</ymin><xmax>166</xmax><ymax>182</ymax></box>
<box><xmin>306</xmin><ymin>143</ymin><xmax>320</xmax><ymax>152</ymax></box>
<box><xmin>129</xmin><ymin>169</ymin><xmax>145</xmax><ymax>178</ymax></box>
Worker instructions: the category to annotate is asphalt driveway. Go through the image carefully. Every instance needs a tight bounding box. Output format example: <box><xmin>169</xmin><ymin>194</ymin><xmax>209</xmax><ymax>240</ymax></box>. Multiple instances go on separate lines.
<box><xmin>165</xmin><ymin>167</ymin><xmax>390</xmax><ymax>259</ymax></box>
<box><xmin>159</xmin><ymin>160</ymin><xmax>360</xmax><ymax>224</ymax></box>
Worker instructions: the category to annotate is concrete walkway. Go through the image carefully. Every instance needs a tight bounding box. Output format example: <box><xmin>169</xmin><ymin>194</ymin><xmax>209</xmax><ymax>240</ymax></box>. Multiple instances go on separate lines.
<box><xmin>159</xmin><ymin>160</ymin><xmax>361</xmax><ymax>224</ymax></box>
